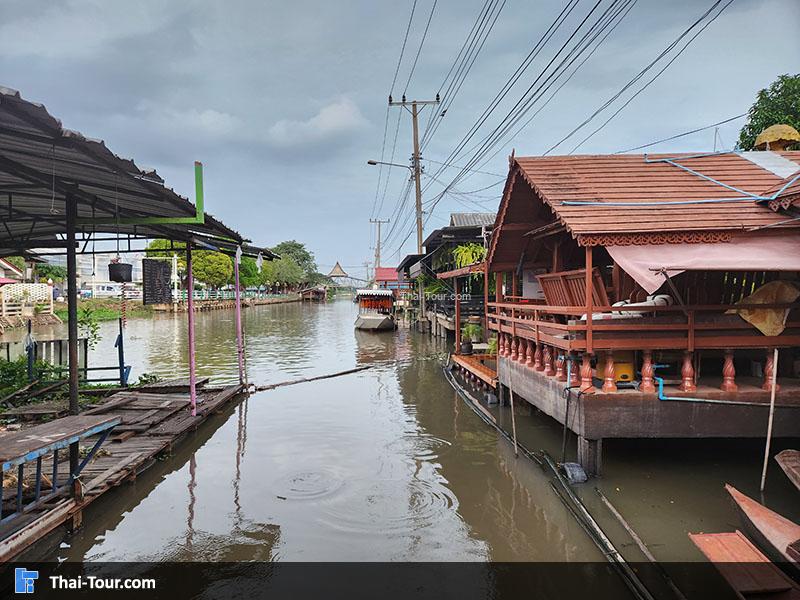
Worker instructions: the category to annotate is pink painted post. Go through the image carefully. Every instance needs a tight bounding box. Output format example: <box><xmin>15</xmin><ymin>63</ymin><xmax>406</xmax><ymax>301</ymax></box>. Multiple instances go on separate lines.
<box><xmin>187</xmin><ymin>243</ymin><xmax>197</xmax><ymax>417</ymax></box>
<box><xmin>234</xmin><ymin>251</ymin><xmax>245</xmax><ymax>385</ymax></box>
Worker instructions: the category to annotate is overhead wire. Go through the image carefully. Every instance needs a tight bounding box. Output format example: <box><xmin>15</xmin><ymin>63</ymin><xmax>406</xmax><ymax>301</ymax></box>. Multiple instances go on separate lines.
<box><xmin>543</xmin><ymin>0</ymin><xmax>728</xmax><ymax>154</ymax></box>
<box><xmin>567</xmin><ymin>0</ymin><xmax>734</xmax><ymax>153</ymax></box>
<box><xmin>403</xmin><ymin>0</ymin><xmax>439</xmax><ymax>95</ymax></box>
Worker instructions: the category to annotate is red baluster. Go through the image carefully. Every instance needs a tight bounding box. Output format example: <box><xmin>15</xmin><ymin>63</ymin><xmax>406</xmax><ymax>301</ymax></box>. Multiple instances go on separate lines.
<box><xmin>555</xmin><ymin>354</ymin><xmax>567</xmax><ymax>382</ymax></box>
<box><xmin>569</xmin><ymin>356</ymin><xmax>580</xmax><ymax>387</ymax></box>
<box><xmin>679</xmin><ymin>351</ymin><xmax>696</xmax><ymax>393</ymax></box>
<box><xmin>721</xmin><ymin>349</ymin><xmax>738</xmax><ymax>393</ymax></box>
<box><xmin>580</xmin><ymin>354</ymin><xmax>595</xmax><ymax>393</ymax></box>
<box><xmin>534</xmin><ymin>343</ymin><xmax>543</xmax><ymax>371</ymax></box>
<box><xmin>525</xmin><ymin>339</ymin><xmax>534</xmax><ymax>368</ymax></box>
<box><xmin>543</xmin><ymin>345</ymin><xmax>554</xmax><ymax>376</ymax></box>
<box><xmin>640</xmin><ymin>350</ymin><xmax>656</xmax><ymax>394</ymax></box>
<box><xmin>518</xmin><ymin>339</ymin><xmax>528</xmax><ymax>364</ymax></box>
<box><xmin>762</xmin><ymin>349</ymin><xmax>780</xmax><ymax>392</ymax></box>
<box><xmin>602</xmin><ymin>350</ymin><xmax>617</xmax><ymax>393</ymax></box>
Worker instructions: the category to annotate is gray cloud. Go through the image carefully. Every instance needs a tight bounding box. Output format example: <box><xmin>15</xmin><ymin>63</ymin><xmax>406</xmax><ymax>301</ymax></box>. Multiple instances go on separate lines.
<box><xmin>0</xmin><ymin>0</ymin><xmax>797</xmax><ymax>273</ymax></box>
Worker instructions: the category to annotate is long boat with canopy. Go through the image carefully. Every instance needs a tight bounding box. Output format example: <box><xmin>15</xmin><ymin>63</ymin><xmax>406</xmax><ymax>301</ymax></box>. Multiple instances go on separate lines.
<box><xmin>354</xmin><ymin>289</ymin><xmax>396</xmax><ymax>331</ymax></box>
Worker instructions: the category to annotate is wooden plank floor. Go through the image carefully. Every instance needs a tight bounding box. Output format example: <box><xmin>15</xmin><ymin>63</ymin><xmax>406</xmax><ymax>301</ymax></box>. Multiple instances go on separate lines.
<box><xmin>0</xmin><ymin>381</ymin><xmax>245</xmax><ymax>560</ymax></box>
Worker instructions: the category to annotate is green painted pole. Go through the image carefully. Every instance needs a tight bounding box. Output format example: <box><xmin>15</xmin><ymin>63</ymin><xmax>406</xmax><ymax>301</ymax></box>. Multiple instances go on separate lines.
<box><xmin>78</xmin><ymin>162</ymin><xmax>205</xmax><ymax>226</ymax></box>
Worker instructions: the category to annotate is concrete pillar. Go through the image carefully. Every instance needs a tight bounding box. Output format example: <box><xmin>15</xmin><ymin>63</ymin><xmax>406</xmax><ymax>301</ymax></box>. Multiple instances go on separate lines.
<box><xmin>578</xmin><ymin>436</ymin><xmax>602</xmax><ymax>477</ymax></box>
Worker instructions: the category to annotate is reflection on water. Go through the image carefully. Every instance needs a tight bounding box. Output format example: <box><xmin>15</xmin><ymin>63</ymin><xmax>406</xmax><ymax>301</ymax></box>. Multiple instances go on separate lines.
<box><xmin>52</xmin><ymin>300</ymin><xmax>600</xmax><ymax>564</ymax></box>
<box><xmin>31</xmin><ymin>299</ymin><xmax>798</xmax><ymax>573</ymax></box>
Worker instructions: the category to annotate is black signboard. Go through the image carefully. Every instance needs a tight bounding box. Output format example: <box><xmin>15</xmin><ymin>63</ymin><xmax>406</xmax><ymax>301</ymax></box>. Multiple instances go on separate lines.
<box><xmin>142</xmin><ymin>259</ymin><xmax>173</xmax><ymax>305</ymax></box>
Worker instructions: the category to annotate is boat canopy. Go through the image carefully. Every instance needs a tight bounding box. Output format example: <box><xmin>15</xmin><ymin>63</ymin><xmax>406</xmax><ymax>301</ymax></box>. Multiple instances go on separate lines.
<box><xmin>355</xmin><ymin>289</ymin><xmax>394</xmax><ymax>297</ymax></box>
<box><xmin>607</xmin><ymin>232</ymin><xmax>800</xmax><ymax>294</ymax></box>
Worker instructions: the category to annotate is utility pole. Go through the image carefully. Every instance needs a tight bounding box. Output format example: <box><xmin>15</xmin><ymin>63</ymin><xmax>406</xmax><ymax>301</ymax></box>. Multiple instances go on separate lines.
<box><xmin>388</xmin><ymin>94</ymin><xmax>440</xmax><ymax>254</ymax></box>
<box><xmin>369</xmin><ymin>218</ymin><xmax>389</xmax><ymax>269</ymax></box>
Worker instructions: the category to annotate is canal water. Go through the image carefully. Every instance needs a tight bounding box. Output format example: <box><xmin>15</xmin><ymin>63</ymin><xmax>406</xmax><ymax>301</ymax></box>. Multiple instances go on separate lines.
<box><xmin>20</xmin><ymin>299</ymin><xmax>800</xmax><ymax>590</ymax></box>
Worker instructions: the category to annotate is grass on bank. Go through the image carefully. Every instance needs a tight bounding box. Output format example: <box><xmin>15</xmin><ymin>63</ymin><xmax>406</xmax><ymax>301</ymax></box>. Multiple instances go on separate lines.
<box><xmin>54</xmin><ymin>298</ymin><xmax>153</xmax><ymax>322</ymax></box>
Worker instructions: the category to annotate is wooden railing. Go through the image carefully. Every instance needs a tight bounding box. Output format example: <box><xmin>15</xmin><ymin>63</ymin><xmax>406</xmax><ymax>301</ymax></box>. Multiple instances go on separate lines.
<box><xmin>487</xmin><ymin>301</ymin><xmax>800</xmax><ymax>353</ymax></box>
<box><xmin>486</xmin><ymin>300</ymin><xmax>800</xmax><ymax>394</ymax></box>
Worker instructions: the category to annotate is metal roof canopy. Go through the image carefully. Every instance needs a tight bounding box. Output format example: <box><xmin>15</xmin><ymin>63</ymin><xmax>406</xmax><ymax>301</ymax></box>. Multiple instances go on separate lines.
<box><xmin>0</xmin><ymin>86</ymin><xmax>266</xmax><ymax>254</ymax></box>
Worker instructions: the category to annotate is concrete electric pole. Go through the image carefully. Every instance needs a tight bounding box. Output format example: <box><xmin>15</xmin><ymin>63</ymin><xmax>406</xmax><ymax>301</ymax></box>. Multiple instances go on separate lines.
<box><xmin>369</xmin><ymin>218</ymin><xmax>389</xmax><ymax>270</ymax></box>
<box><xmin>388</xmin><ymin>95</ymin><xmax>440</xmax><ymax>254</ymax></box>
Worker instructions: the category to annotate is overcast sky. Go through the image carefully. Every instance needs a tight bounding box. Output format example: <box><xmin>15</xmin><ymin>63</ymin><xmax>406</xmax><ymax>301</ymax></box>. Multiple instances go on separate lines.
<box><xmin>1</xmin><ymin>0</ymin><xmax>797</xmax><ymax>277</ymax></box>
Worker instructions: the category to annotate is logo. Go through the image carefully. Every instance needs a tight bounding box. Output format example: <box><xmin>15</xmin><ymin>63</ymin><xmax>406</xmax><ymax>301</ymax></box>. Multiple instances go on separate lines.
<box><xmin>14</xmin><ymin>568</ymin><xmax>38</xmax><ymax>594</ymax></box>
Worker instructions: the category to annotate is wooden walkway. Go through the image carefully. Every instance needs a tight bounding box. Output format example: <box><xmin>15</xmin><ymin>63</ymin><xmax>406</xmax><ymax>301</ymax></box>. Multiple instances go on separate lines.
<box><xmin>0</xmin><ymin>380</ymin><xmax>244</xmax><ymax>561</ymax></box>
<box><xmin>452</xmin><ymin>353</ymin><xmax>498</xmax><ymax>388</ymax></box>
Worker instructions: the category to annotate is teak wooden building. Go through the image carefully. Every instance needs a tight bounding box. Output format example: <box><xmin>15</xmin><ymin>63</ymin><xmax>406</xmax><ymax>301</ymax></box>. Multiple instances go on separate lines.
<box><xmin>484</xmin><ymin>150</ymin><xmax>800</xmax><ymax>474</ymax></box>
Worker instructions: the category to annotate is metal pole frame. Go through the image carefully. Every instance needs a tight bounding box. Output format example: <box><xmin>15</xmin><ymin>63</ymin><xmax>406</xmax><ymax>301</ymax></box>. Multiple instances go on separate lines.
<box><xmin>234</xmin><ymin>251</ymin><xmax>245</xmax><ymax>386</ymax></box>
<box><xmin>187</xmin><ymin>243</ymin><xmax>197</xmax><ymax>417</ymax></box>
<box><xmin>66</xmin><ymin>196</ymin><xmax>80</xmax><ymax>489</ymax></box>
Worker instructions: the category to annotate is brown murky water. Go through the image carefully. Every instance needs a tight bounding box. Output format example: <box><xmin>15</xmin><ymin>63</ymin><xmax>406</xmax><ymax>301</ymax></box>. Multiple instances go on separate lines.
<box><xmin>19</xmin><ymin>300</ymin><xmax>799</xmax><ymax>575</ymax></box>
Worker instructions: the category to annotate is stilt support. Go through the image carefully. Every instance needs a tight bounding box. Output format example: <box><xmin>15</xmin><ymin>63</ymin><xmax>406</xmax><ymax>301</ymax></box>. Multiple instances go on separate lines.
<box><xmin>578</xmin><ymin>437</ymin><xmax>602</xmax><ymax>477</ymax></box>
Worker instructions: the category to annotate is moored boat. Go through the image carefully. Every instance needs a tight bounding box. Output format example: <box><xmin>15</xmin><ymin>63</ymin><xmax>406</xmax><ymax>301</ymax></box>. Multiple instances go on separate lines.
<box><xmin>690</xmin><ymin>531</ymin><xmax>800</xmax><ymax>600</ymax></box>
<box><xmin>726</xmin><ymin>484</ymin><xmax>800</xmax><ymax>569</ymax></box>
<box><xmin>776</xmin><ymin>450</ymin><xmax>800</xmax><ymax>493</ymax></box>
<box><xmin>354</xmin><ymin>289</ymin><xmax>396</xmax><ymax>331</ymax></box>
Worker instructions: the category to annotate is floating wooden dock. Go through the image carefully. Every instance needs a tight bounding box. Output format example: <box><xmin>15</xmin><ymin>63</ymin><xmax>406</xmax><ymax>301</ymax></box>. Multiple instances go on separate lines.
<box><xmin>0</xmin><ymin>380</ymin><xmax>244</xmax><ymax>562</ymax></box>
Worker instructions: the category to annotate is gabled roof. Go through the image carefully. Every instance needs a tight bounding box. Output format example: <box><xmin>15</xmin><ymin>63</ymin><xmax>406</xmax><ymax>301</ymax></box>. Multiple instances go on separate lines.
<box><xmin>0</xmin><ymin>257</ymin><xmax>23</xmax><ymax>277</ymax></box>
<box><xmin>449</xmin><ymin>212</ymin><xmax>496</xmax><ymax>227</ymax></box>
<box><xmin>327</xmin><ymin>261</ymin><xmax>349</xmax><ymax>278</ymax></box>
<box><xmin>374</xmin><ymin>267</ymin><xmax>398</xmax><ymax>282</ymax></box>
<box><xmin>487</xmin><ymin>150</ymin><xmax>800</xmax><ymax>270</ymax></box>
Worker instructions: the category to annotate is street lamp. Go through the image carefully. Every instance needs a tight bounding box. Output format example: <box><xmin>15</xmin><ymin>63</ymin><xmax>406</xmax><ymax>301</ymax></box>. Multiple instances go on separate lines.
<box><xmin>366</xmin><ymin>159</ymin><xmax>412</xmax><ymax>171</ymax></box>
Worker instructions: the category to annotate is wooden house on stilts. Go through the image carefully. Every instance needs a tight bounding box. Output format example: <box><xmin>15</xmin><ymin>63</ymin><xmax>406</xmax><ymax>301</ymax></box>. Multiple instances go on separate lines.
<box><xmin>480</xmin><ymin>148</ymin><xmax>800</xmax><ymax>475</ymax></box>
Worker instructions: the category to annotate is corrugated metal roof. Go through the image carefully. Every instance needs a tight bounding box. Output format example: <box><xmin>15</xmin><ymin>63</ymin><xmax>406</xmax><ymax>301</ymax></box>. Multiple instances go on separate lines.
<box><xmin>0</xmin><ymin>86</ymin><xmax>256</xmax><ymax>250</ymax></box>
<box><xmin>449</xmin><ymin>212</ymin><xmax>496</xmax><ymax>227</ymax></box>
<box><xmin>374</xmin><ymin>267</ymin><xmax>398</xmax><ymax>282</ymax></box>
<box><xmin>512</xmin><ymin>151</ymin><xmax>800</xmax><ymax>238</ymax></box>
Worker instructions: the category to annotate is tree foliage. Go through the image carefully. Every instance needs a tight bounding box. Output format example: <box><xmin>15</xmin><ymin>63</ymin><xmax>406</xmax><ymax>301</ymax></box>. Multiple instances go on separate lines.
<box><xmin>191</xmin><ymin>252</ymin><xmax>233</xmax><ymax>288</ymax></box>
<box><xmin>145</xmin><ymin>239</ymin><xmax>233</xmax><ymax>288</ymax></box>
<box><xmin>738</xmin><ymin>74</ymin><xmax>800</xmax><ymax>150</ymax></box>
<box><xmin>145</xmin><ymin>239</ymin><xmax>187</xmax><ymax>271</ymax></box>
<box><xmin>238</xmin><ymin>256</ymin><xmax>261</xmax><ymax>288</ymax></box>
<box><xmin>35</xmin><ymin>263</ymin><xmax>68</xmax><ymax>282</ymax></box>
<box><xmin>4</xmin><ymin>256</ymin><xmax>25</xmax><ymax>272</ymax></box>
<box><xmin>271</xmin><ymin>240</ymin><xmax>316</xmax><ymax>276</ymax></box>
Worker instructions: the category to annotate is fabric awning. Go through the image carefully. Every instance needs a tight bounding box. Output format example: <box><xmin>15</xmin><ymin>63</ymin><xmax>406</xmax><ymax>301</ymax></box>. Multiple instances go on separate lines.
<box><xmin>607</xmin><ymin>233</ymin><xmax>800</xmax><ymax>294</ymax></box>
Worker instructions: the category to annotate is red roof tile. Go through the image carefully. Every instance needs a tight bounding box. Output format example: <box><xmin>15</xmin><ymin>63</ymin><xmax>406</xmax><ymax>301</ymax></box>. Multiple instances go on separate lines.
<box><xmin>511</xmin><ymin>151</ymin><xmax>800</xmax><ymax>238</ymax></box>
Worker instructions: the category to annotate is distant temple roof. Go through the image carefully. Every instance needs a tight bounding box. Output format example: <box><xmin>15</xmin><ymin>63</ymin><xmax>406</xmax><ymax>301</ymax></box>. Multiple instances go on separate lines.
<box><xmin>327</xmin><ymin>262</ymin><xmax>349</xmax><ymax>278</ymax></box>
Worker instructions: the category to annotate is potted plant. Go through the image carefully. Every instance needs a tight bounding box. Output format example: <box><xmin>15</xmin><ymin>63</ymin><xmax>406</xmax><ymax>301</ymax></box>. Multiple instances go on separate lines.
<box><xmin>463</xmin><ymin>323</ymin><xmax>482</xmax><ymax>343</ymax></box>
<box><xmin>108</xmin><ymin>256</ymin><xmax>133</xmax><ymax>283</ymax></box>
<box><xmin>487</xmin><ymin>335</ymin><xmax>498</xmax><ymax>356</ymax></box>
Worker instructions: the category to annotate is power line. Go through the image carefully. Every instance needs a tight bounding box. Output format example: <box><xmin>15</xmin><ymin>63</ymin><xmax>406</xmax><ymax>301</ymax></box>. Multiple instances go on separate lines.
<box><xmin>424</xmin><ymin>0</ymin><xmax>626</xmax><ymax>213</ymax></box>
<box><xmin>544</xmin><ymin>0</ymin><xmax>728</xmax><ymax>154</ymax></box>
<box><xmin>464</xmin><ymin>0</ymin><xmax>638</xmax><ymax>178</ymax></box>
<box><xmin>420</xmin><ymin>0</ymin><xmax>507</xmax><ymax>151</ymax></box>
<box><xmin>567</xmin><ymin>0</ymin><xmax>734</xmax><ymax>153</ymax></box>
<box><xmin>613</xmin><ymin>113</ymin><xmax>746</xmax><ymax>154</ymax></box>
<box><xmin>403</xmin><ymin>0</ymin><xmax>439</xmax><ymax>95</ymax></box>
<box><xmin>390</xmin><ymin>0</ymin><xmax>418</xmax><ymax>96</ymax></box>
